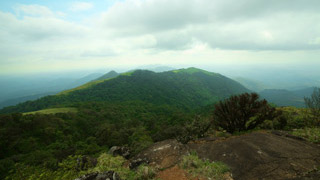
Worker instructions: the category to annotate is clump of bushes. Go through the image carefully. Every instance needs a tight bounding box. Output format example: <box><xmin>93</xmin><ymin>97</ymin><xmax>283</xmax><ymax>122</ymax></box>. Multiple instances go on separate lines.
<box><xmin>304</xmin><ymin>88</ymin><xmax>320</xmax><ymax>126</ymax></box>
<box><xmin>5</xmin><ymin>152</ymin><xmax>157</xmax><ymax>180</ymax></box>
<box><xmin>175</xmin><ymin>115</ymin><xmax>212</xmax><ymax>144</ymax></box>
<box><xmin>213</xmin><ymin>93</ymin><xmax>281</xmax><ymax>133</ymax></box>
<box><xmin>180</xmin><ymin>151</ymin><xmax>230</xmax><ymax>179</ymax></box>
<box><xmin>292</xmin><ymin>128</ymin><xmax>320</xmax><ymax>143</ymax></box>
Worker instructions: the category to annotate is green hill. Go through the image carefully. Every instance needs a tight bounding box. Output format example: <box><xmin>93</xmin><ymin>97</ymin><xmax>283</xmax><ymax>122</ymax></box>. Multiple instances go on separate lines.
<box><xmin>0</xmin><ymin>67</ymin><xmax>249</xmax><ymax>113</ymax></box>
<box><xmin>94</xmin><ymin>70</ymin><xmax>119</xmax><ymax>81</ymax></box>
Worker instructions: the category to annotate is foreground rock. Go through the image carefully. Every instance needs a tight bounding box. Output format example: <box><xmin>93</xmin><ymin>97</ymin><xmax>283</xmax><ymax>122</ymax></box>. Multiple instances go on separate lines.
<box><xmin>188</xmin><ymin>131</ymin><xmax>320</xmax><ymax>180</ymax></box>
<box><xmin>108</xmin><ymin>146</ymin><xmax>130</xmax><ymax>159</ymax></box>
<box><xmin>131</xmin><ymin>139</ymin><xmax>188</xmax><ymax>169</ymax></box>
<box><xmin>132</xmin><ymin>131</ymin><xmax>320</xmax><ymax>180</ymax></box>
<box><xmin>75</xmin><ymin>171</ymin><xmax>120</xmax><ymax>180</ymax></box>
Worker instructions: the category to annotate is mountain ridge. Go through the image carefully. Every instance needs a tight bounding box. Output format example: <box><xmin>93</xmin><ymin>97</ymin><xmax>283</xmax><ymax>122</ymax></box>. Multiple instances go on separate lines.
<box><xmin>0</xmin><ymin>68</ymin><xmax>249</xmax><ymax>113</ymax></box>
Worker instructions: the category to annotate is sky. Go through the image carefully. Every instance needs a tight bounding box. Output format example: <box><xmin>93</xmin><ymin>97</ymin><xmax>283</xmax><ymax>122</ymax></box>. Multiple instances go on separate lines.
<box><xmin>0</xmin><ymin>0</ymin><xmax>320</xmax><ymax>75</ymax></box>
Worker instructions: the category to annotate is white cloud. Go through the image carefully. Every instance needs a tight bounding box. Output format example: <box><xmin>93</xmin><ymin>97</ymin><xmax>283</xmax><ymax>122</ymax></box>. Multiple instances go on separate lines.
<box><xmin>99</xmin><ymin>0</ymin><xmax>320</xmax><ymax>51</ymax></box>
<box><xmin>1</xmin><ymin>0</ymin><xmax>320</xmax><ymax>74</ymax></box>
<box><xmin>70</xmin><ymin>2</ymin><xmax>93</xmax><ymax>12</ymax></box>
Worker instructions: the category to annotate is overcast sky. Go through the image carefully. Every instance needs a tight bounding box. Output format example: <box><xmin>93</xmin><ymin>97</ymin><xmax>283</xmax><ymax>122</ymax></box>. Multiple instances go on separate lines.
<box><xmin>1</xmin><ymin>0</ymin><xmax>320</xmax><ymax>75</ymax></box>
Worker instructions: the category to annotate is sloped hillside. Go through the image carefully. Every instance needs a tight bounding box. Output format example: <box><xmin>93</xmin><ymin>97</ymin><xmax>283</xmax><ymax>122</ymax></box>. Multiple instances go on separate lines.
<box><xmin>0</xmin><ymin>67</ymin><xmax>249</xmax><ymax>113</ymax></box>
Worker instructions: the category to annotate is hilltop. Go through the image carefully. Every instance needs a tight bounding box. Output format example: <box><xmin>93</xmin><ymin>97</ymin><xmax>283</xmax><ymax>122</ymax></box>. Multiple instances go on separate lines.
<box><xmin>0</xmin><ymin>67</ymin><xmax>249</xmax><ymax>113</ymax></box>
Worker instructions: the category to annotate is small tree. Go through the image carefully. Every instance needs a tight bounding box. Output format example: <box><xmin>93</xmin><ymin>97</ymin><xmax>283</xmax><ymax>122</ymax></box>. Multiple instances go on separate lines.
<box><xmin>213</xmin><ymin>93</ymin><xmax>279</xmax><ymax>133</ymax></box>
<box><xmin>176</xmin><ymin>115</ymin><xmax>212</xmax><ymax>144</ymax></box>
<box><xmin>304</xmin><ymin>87</ymin><xmax>320</xmax><ymax>126</ymax></box>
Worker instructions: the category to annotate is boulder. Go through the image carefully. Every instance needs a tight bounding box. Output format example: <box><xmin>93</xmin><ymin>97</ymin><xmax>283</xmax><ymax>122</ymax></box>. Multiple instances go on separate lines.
<box><xmin>108</xmin><ymin>146</ymin><xmax>130</xmax><ymax>159</ymax></box>
<box><xmin>129</xmin><ymin>158</ymin><xmax>149</xmax><ymax>169</ymax></box>
<box><xmin>131</xmin><ymin>139</ymin><xmax>188</xmax><ymax>169</ymax></box>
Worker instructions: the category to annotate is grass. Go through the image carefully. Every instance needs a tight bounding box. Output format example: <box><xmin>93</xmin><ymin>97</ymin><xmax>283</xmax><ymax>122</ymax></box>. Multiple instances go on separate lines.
<box><xmin>58</xmin><ymin>80</ymin><xmax>107</xmax><ymax>95</ymax></box>
<box><xmin>6</xmin><ymin>153</ymin><xmax>157</xmax><ymax>180</ymax></box>
<box><xmin>180</xmin><ymin>151</ymin><xmax>230</xmax><ymax>180</ymax></box>
<box><xmin>59</xmin><ymin>72</ymin><xmax>133</xmax><ymax>95</ymax></box>
<box><xmin>172</xmin><ymin>67</ymin><xmax>217</xmax><ymax>76</ymax></box>
<box><xmin>120</xmin><ymin>71</ymin><xmax>134</xmax><ymax>76</ymax></box>
<box><xmin>23</xmin><ymin>108</ymin><xmax>77</xmax><ymax>115</ymax></box>
<box><xmin>292</xmin><ymin>128</ymin><xmax>320</xmax><ymax>143</ymax></box>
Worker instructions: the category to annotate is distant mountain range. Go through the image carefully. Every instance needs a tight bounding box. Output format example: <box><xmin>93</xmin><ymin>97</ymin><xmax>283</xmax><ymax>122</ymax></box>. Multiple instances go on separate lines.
<box><xmin>0</xmin><ymin>67</ymin><xmax>249</xmax><ymax>113</ymax></box>
<box><xmin>259</xmin><ymin>87</ymin><xmax>317</xmax><ymax>107</ymax></box>
<box><xmin>0</xmin><ymin>73</ymin><xmax>104</xmax><ymax>109</ymax></box>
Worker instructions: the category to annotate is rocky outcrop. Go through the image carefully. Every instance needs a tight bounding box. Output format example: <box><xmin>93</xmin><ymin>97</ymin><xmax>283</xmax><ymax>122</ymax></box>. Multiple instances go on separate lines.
<box><xmin>188</xmin><ymin>131</ymin><xmax>320</xmax><ymax>180</ymax></box>
<box><xmin>131</xmin><ymin>131</ymin><xmax>320</xmax><ymax>180</ymax></box>
<box><xmin>74</xmin><ymin>171</ymin><xmax>120</xmax><ymax>180</ymax></box>
<box><xmin>129</xmin><ymin>158</ymin><xmax>149</xmax><ymax>169</ymax></box>
<box><xmin>108</xmin><ymin>146</ymin><xmax>130</xmax><ymax>159</ymax></box>
<box><xmin>131</xmin><ymin>139</ymin><xmax>188</xmax><ymax>169</ymax></box>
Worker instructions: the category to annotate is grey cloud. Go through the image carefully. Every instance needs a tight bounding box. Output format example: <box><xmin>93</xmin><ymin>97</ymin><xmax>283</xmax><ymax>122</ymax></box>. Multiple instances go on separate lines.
<box><xmin>101</xmin><ymin>0</ymin><xmax>207</xmax><ymax>33</ymax></box>
<box><xmin>99</xmin><ymin>0</ymin><xmax>320</xmax><ymax>51</ymax></box>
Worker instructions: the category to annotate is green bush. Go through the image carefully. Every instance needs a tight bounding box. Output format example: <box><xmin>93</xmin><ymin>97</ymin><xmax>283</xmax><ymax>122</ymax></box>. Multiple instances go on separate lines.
<box><xmin>304</xmin><ymin>88</ymin><xmax>320</xmax><ymax>126</ymax></box>
<box><xmin>213</xmin><ymin>93</ymin><xmax>280</xmax><ymax>133</ymax></box>
<box><xmin>180</xmin><ymin>152</ymin><xmax>230</xmax><ymax>179</ymax></box>
<box><xmin>292</xmin><ymin>128</ymin><xmax>320</xmax><ymax>143</ymax></box>
<box><xmin>135</xmin><ymin>164</ymin><xmax>157</xmax><ymax>180</ymax></box>
<box><xmin>176</xmin><ymin>116</ymin><xmax>212</xmax><ymax>144</ymax></box>
<box><xmin>259</xmin><ymin>111</ymin><xmax>287</xmax><ymax>130</ymax></box>
<box><xmin>5</xmin><ymin>152</ymin><xmax>158</xmax><ymax>180</ymax></box>
<box><xmin>129</xmin><ymin>127</ymin><xmax>154</xmax><ymax>155</ymax></box>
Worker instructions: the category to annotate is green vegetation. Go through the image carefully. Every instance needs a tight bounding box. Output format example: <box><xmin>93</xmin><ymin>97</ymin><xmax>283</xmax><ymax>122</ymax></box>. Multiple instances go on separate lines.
<box><xmin>1</xmin><ymin>68</ymin><xmax>319</xmax><ymax>179</ymax></box>
<box><xmin>259</xmin><ymin>87</ymin><xmax>318</xmax><ymax>108</ymax></box>
<box><xmin>23</xmin><ymin>107</ymin><xmax>77</xmax><ymax>115</ymax></box>
<box><xmin>5</xmin><ymin>153</ymin><xmax>156</xmax><ymax>180</ymax></box>
<box><xmin>172</xmin><ymin>67</ymin><xmax>216</xmax><ymax>76</ymax></box>
<box><xmin>58</xmin><ymin>79</ymin><xmax>107</xmax><ymax>95</ymax></box>
<box><xmin>175</xmin><ymin>115</ymin><xmax>212</xmax><ymax>144</ymax></box>
<box><xmin>0</xmin><ymin>68</ymin><xmax>249</xmax><ymax>113</ymax></box>
<box><xmin>180</xmin><ymin>152</ymin><xmax>230</xmax><ymax>179</ymax></box>
<box><xmin>0</xmin><ymin>101</ymin><xmax>199</xmax><ymax>179</ymax></box>
<box><xmin>94</xmin><ymin>70</ymin><xmax>119</xmax><ymax>81</ymax></box>
<box><xmin>59</xmin><ymin>71</ymin><xmax>119</xmax><ymax>95</ymax></box>
<box><xmin>292</xmin><ymin>128</ymin><xmax>320</xmax><ymax>143</ymax></box>
<box><xmin>213</xmin><ymin>93</ymin><xmax>280</xmax><ymax>133</ymax></box>
<box><xmin>304</xmin><ymin>87</ymin><xmax>320</xmax><ymax>126</ymax></box>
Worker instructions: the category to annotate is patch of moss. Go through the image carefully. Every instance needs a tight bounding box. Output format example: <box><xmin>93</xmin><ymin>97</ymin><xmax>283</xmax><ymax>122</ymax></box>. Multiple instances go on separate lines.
<box><xmin>23</xmin><ymin>108</ymin><xmax>77</xmax><ymax>115</ymax></box>
<box><xmin>180</xmin><ymin>151</ymin><xmax>230</xmax><ymax>179</ymax></box>
<box><xmin>292</xmin><ymin>128</ymin><xmax>320</xmax><ymax>143</ymax></box>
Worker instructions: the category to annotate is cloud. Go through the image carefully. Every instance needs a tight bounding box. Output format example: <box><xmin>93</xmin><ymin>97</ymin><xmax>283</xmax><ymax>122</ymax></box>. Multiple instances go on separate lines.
<box><xmin>14</xmin><ymin>4</ymin><xmax>55</xmax><ymax>17</ymax></box>
<box><xmin>99</xmin><ymin>0</ymin><xmax>320</xmax><ymax>51</ymax></box>
<box><xmin>14</xmin><ymin>4</ymin><xmax>66</xmax><ymax>17</ymax></box>
<box><xmin>1</xmin><ymin>0</ymin><xmax>320</xmax><ymax>74</ymax></box>
<box><xmin>70</xmin><ymin>2</ymin><xmax>94</xmax><ymax>12</ymax></box>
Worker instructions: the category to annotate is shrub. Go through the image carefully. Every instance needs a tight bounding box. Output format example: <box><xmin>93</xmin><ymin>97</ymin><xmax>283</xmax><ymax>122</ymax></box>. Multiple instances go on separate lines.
<box><xmin>213</xmin><ymin>93</ymin><xmax>280</xmax><ymax>133</ymax></box>
<box><xmin>135</xmin><ymin>164</ymin><xmax>157</xmax><ymax>180</ymax></box>
<box><xmin>180</xmin><ymin>151</ymin><xmax>229</xmax><ymax>179</ymax></box>
<box><xmin>304</xmin><ymin>88</ymin><xmax>320</xmax><ymax>126</ymax></box>
<box><xmin>259</xmin><ymin>110</ymin><xmax>287</xmax><ymax>130</ymax></box>
<box><xmin>175</xmin><ymin>115</ymin><xmax>212</xmax><ymax>144</ymax></box>
<box><xmin>292</xmin><ymin>128</ymin><xmax>320</xmax><ymax>143</ymax></box>
<box><xmin>93</xmin><ymin>153</ymin><xmax>133</xmax><ymax>178</ymax></box>
<box><xmin>129</xmin><ymin>127</ymin><xmax>154</xmax><ymax>155</ymax></box>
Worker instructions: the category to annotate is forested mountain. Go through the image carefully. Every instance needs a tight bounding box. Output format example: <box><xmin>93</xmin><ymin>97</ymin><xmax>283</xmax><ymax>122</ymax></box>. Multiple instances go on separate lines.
<box><xmin>94</xmin><ymin>70</ymin><xmax>119</xmax><ymax>81</ymax></box>
<box><xmin>259</xmin><ymin>87</ymin><xmax>317</xmax><ymax>107</ymax></box>
<box><xmin>0</xmin><ymin>68</ymin><xmax>249</xmax><ymax>113</ymax></box>
<box><xmin>0</xmin><ymin>67</ymin><xmax>250</xmax><ymax>179</ymax></box>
